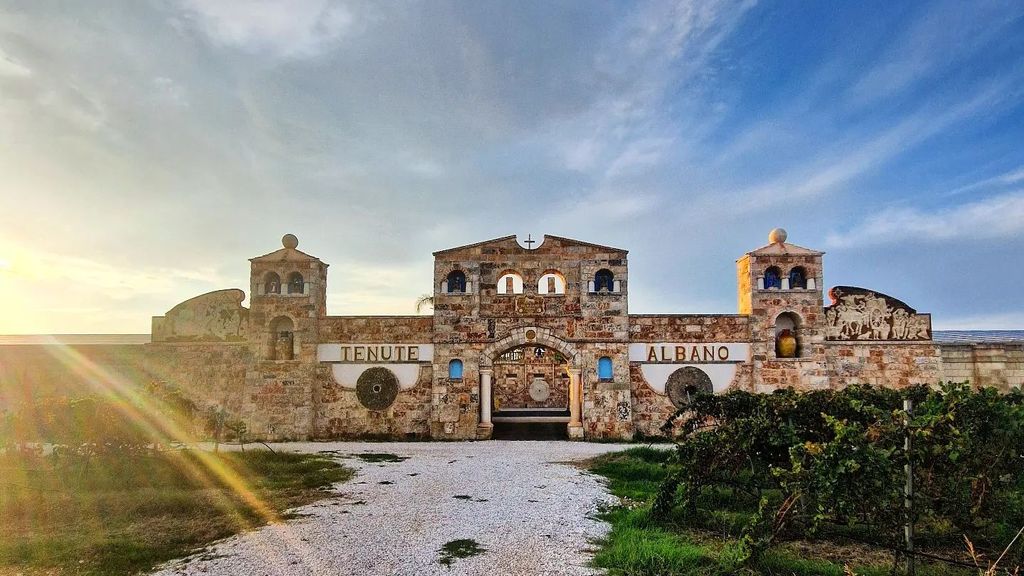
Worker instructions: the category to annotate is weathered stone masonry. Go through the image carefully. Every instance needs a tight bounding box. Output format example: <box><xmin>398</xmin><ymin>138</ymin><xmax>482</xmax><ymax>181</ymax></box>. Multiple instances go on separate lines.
<box><xmin>3</xmin><ymin>230</ymin><xmax>1019</xmax><ymax>440</ymax></box>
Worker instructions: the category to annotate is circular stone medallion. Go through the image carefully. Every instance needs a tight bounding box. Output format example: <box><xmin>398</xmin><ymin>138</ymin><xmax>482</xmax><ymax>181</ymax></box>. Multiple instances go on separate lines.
<box><xmin>356</xmin><ymin>367</ymin><xmax>400</xmax><ymax>411</ymax></box>
<box><xmin>666</xmin><ymin>367</ymin><xmax>714</xmax><ymax>409</ymax></box>
<box><xmin>528</xmin><ymin>377</ymin><xmax>550</xmax><ymax>402</ymax></box>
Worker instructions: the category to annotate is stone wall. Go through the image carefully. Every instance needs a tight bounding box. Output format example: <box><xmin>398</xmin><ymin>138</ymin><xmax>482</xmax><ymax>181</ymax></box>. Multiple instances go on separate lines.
<box><xmin>315</xmin><ymin>316</ymin><xmax>434</xmax><ymax>439</ymax></box>
<box><xmin>628</xmin><ymin>315</ymin><xmax>752</xmax><ymax>437</ymax></box>
<box><xmin>939</xmin><ymin>344</ymin><xmax>1024</xmax><ymax>391</ymax></box>
<box><xmin>824</xmin><ymin>342</ymin><xmax>943</xmax><ymax>389</ymax></box>
<box><xmin>0</xmin><ymin>344</ymin><xmax>151</xmax><ymax>409</ymax></box>
<box><xmin>0</xmin><ymin>343</ymin><xmax>251</xmax><ymax>433</ymax></box>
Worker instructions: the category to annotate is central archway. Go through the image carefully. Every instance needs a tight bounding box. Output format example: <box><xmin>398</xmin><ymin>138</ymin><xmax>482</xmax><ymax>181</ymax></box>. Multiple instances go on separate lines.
<box><xmin>479</xmin><ymin>328</ymin><xmax>583</xmax><ymax>440</ymax></box>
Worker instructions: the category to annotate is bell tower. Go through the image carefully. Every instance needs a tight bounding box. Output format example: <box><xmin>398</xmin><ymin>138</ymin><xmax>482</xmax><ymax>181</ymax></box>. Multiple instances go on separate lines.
<box><xmin>248</xmin><ymin>234</ymin><xmax>328</xmax><ymax>362</ymax></box>
<box><xmin>737</xmin><ymin>228</ymin><xmax>828</xmax><ymax>389</ymax></box>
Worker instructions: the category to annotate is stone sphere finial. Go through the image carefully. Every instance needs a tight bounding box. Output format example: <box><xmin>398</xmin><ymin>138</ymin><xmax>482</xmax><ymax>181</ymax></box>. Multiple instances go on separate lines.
<box><xmin>768</xmin><ymin>228</ymin><xmax>788</xmax><ymax>245</ymax></box>
<box><xmin>282</xmin><ymin>234</ymin><xmax>299</xmax><ymax>249</ymax></box>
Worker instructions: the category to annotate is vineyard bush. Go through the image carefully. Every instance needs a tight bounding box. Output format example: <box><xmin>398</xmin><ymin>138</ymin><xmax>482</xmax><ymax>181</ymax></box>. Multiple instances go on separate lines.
<box><xmin>656</xmin><ymin>382</ymin><xmax>1024</xmax><ymax>565</ymax></box>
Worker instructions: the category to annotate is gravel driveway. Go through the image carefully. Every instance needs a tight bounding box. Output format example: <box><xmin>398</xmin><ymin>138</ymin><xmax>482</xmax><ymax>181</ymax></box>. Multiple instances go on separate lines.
<box><xmin>152</xmin><ymin>441</ymin><xmax>631</xmax><ymax>576</ymax></box>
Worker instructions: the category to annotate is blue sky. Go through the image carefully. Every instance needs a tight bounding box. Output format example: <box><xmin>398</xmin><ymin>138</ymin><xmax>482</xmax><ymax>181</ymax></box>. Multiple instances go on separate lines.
<box><xmin>0</xmin><ymin>0</ymin><xmax>1022</xmax><ymax>333</ymax></box>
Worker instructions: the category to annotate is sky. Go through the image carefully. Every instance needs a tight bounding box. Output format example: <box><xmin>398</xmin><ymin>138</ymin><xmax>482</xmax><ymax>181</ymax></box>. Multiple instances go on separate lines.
<box><xmin>0</xmin><ymin>0</ymin><xmax>1023</xmax><ymax>334</ymax></box>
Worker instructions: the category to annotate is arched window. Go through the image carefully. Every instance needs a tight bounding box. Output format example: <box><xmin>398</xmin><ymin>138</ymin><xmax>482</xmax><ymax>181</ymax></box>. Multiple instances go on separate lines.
<box><xmin>764</xmin><ymin>266</ymin><xmax>782</xmax><ymax>289</ymax></box>
<box><xmin>594</xmin><ymin>269</ymin><xmax>614</xmax><ymax>293</ymax></box>
<box><xmin>269</xmin><ymin>316</ymin><xmax>294</xmax><ymax>360</ymax></box>
<box><xmin>597</xmin><ymin>356</ymin><xmax>613</xmax><ymax>381</ymax></box>
<box><xmin>263</xmin><ymin>272</ymin><xmax>281</xmax><ymax>295</ymax></box>
<box><xmin>446</xmin><ymin>270</ymin><xmax>466</xmax><ymax>293</ymax></box>
<box><xmin>537</xmin><ymin>271</ymin><xmax>565</xmax><ymax>295</ymax></box>
<box><xmin>496</xmin><ymin>272</ymin><xmax>524</xmax><ymax>295</ymax></box>
<box><xmin>774</xmin><ymin>312</ymin><xmax>801</xmax><ymax>358</ymax></box>
<box><xmin>788</xmin><ymin>266</ymin><xmax>807</xmax><ymax>289</ymax></box>
<box><xmin>287</xmin><ymin>272</ymin><xmax>304</xmax><ymax>294</ymax></box>
<box><xmin>448</xmin><ymin>359</ymin><xmax>464</xmax><ymax>379</ymax></box>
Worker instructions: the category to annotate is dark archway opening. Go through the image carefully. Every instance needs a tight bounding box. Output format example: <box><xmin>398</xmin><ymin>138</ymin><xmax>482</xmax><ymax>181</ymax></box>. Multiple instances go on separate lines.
<box><xmin>489</xmin><ymin>344</ymin><xmax>571</xmax><ymax>440</ymax></box>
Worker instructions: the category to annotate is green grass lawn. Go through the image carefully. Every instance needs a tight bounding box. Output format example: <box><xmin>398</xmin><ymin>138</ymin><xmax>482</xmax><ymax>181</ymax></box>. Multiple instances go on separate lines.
<box><xmin>0</xmin><ymin>449</ymin><xmax>352</xmax><ymax>575</ymax></box>
<box><xmin>587</xmin><ymin>447</ymin><xmax>974</xmax><ymax>576</ymax></box>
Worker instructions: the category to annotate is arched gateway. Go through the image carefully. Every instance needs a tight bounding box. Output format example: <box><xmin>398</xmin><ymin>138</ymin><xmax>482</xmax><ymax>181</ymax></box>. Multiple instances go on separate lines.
<box><xmin>478</xmin><ymin>328</ymin><xmax>584</xmax><ymax>439</ymax></box>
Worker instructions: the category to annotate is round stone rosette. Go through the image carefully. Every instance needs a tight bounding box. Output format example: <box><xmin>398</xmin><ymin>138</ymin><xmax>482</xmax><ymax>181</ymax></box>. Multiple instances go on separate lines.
<box><xmin>356</xmin><ymin>367</ymin><xmax>400</xmax><ymax>410</ymax></box>
<box><xmin>666</xmin><ymin>367</ymin><xmax>713</xmax><ymax>409</ymax></box>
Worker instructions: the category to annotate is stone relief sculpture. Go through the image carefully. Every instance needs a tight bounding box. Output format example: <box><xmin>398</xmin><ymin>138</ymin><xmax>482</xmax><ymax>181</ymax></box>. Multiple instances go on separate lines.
<box><xmin>823</xmin><ymin>286</ymin><xmax>931</xmax><ymax>341</ymax></box>
<box><xmin>152</xmin><ymin>289</ymin><xmax>249</xmax><ymax>342</ymax></box>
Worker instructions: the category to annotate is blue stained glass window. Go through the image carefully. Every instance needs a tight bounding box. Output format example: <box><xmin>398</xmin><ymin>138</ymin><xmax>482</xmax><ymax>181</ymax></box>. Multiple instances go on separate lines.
<box><xmin>598</xmin><ymin>356</ymin><xmax>613</xmax><ymax>380</ymax></box>
<box><xmin>448</xmin><ymin>359</ymin><xmax>463</xmax><ymax>379</ymax></box>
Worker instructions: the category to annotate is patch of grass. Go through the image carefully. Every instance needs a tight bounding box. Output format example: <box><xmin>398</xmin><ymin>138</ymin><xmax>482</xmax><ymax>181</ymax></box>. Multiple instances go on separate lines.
<box><xmin>592</xmin><ymin>507</ymin><xmax>718</xmax><ymax>575</ymax></box>
<box><xmin>438</xmin><ymin>538</ymin><xmax>485</xmax><ymax>566</ymax></box>
<box><xmin>0</xmin><ymin>449</ymin><xmax>352</xmax><ymax>575</ymax></box>
<box><xmin>353</xmin><ymin>452</ymin><xmax>408</xmax><ymax>463</ymax></box>
<box><xmin>587</xmin><ymin>446</ymin><xmax>672</xmax><ymax>502</ymax></box>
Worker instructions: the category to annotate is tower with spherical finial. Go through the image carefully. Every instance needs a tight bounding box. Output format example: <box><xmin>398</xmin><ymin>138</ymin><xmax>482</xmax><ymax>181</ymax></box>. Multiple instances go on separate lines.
<box><xmin>737</xmin><ymin>228</ymin><xmax>828</xmax><ymax>387</ymax></box>
<box><xmin>248</xmin><ymin>234</ymin><xmax>329</xmax><ymax>362</ymax></box>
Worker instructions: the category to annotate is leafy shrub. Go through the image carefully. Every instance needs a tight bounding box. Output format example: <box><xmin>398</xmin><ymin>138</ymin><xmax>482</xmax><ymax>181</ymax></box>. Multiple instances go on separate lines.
<box><xmin>656</xmin><ymin>383</ymin><xmax>1024</xmax><ymax>564</ymax></box>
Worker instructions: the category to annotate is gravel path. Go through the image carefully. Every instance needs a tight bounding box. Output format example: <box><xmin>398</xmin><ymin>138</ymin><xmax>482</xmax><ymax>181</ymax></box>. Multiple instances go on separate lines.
<box><xmin>152</xmin><ymin>441</ymin><xmax>632</xmax><ymax>576</ymax></box>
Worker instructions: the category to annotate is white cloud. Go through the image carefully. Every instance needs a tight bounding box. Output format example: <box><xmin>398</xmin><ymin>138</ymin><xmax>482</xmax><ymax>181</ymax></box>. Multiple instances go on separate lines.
<box><xmin>698</xmin><ymin>76</ymin><xmax>1014</xmax><ymax>217</ymax></box>
<box><xmin>826</xmin><ymin>191</ymin><xmax>1024</xmax><ymax>248</ymax></box>
<box><xmin>0</xmin><ymin>48</ymin><xmax>31</xmax><ymax>77</ymax></box>
<box><xmin>153</xmin><ymin>76</ymin><xmax>188</xmax><ymax>106</ymax></box>
<box><xmin>553</xmin><ymin>0</ymin><xmax>755</xmax><ymax>178</ymax></box>
<box><xmin>178</xmin><ymin>0</ymin><xmax>354</xmax><ymax>58</ymax></box>
<box><xmin>605</xmin><ymin>137</ymin><xmax>676</xmax><ymax>178</ymax></box>
<box><xmin>2</xmin><ymin>241</ymin><xmax>226</xmax><ymax>297</ymax></box>
<box><xmin>948</xmin><ymin>166</ymin><xmax>1024</xmax><ymax>196</ymax></box>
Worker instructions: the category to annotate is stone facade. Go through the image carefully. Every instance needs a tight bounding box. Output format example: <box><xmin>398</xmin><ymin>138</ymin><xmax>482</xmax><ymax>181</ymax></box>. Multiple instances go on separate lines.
<box><xmin>3</xmin><ymin>230</ymin><xmax>1021</xmax><ymax>440</ymax></box>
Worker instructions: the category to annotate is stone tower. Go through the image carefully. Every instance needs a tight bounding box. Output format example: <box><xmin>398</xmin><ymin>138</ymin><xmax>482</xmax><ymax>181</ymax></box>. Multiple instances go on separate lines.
<box><xmin>243</xmin><ymin>234</ymin><xmax>328</xmax><ymax>439</ymax></box>
<box><xmin>248</xmin><ymin>234</ymin><xmax>328</xmax><ymax>362</ymax></box>
<box><xmin>737</xmin><ymin>229</ymin><xmax>829</xmax><ymax>390</ymax></box>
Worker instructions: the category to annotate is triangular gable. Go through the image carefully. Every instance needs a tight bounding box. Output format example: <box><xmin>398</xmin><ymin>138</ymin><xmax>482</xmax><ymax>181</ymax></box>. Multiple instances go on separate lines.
<box><xmin>433</xmin><ymin>234</ymin><xmax>627</xmax><ymax>257</ymax></box>
<box><xmin>249</xmin><ymin>247</ymin><xmax>323</xmax><ymax>263</ymax></box>
<box><xmin>541</xmin><ymin>235</ymin><xmax>628</xmax><ymax>254</ymax></box>
<box><xmin>432</xmin><ymin>235</ymin><xmax>518</xmax><ymax>256</ymax></box>
<box><xmin>746</xmin><ymin>242</ymin><xmax>823</xmax><ymax>256</ymax></box>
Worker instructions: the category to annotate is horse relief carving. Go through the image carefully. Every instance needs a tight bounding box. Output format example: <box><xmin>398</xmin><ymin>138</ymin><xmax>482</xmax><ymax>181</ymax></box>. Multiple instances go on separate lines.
<box><xmin>823</xmin><ymin>286</ymin><xmax>930</xmax><ymax>341</ymax></box>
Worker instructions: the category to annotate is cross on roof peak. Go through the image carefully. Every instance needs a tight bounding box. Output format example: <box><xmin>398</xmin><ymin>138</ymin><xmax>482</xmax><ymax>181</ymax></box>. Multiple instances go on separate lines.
<box><xmin>523</xmin><ymin>234</ymin><xmax>537</xmax><ymax>249</ymax></box>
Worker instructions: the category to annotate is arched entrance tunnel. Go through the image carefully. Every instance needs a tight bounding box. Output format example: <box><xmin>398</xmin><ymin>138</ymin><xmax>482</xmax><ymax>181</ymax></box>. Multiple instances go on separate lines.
<box><xmin>488</xmin><ymin>344</ymin><xmax>573</xmax><ymax>440</ymax></box>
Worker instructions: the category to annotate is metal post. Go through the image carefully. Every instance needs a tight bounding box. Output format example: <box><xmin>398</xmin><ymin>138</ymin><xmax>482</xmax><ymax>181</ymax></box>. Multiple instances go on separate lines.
<box><xmin>904</xmin><ymin>398</ymin><xmax>915</xmax><ymax>576</ymax></box>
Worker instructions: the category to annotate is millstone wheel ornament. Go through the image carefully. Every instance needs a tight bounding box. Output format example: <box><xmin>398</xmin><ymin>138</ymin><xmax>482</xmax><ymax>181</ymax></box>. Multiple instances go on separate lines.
<box><xmin>356</xmin><ymin>367</ymin><xmax>400</xmax><ymax>410</ymax></box>
<box><xmin>528</xmin><ymin>377</ymin><xmax>550</xmax><ymax>402</ymax></box>
<box><xmin>666</xmin><ymin>367</ymin><xmax>714</xmax><ymax>409</ymax></box>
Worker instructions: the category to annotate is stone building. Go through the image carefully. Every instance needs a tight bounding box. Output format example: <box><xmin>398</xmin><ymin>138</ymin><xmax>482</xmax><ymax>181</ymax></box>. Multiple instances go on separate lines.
<box><xmin>130</xmin><ymin>229</ymin><xmax>1024</xmax><ymax>441</ymax></box>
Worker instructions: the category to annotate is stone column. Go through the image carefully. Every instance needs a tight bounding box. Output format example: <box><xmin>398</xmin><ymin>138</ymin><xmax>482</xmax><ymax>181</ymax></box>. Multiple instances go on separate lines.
<box><xmin>568</xmin><ymin>369</ymin><xmax>584</xmax><ymax>439</ymax></box>
<box><xmin>477</xmin><ymin>368</ymin><xmax>493</xmax><ymax>439</ymax></box>
<box><xmin>480</xmin><ymin>369</ymin><xmax>493</xmax><ymax>425</ymax></box>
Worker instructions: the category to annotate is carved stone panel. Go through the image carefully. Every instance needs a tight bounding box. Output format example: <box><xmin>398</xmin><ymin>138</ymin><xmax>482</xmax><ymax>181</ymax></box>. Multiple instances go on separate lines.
<box><xmin>824</xmin><ymin>286</ymin><xmax>931</xmax><ymax>341</ymax></box>
<box><xmin>356</xmin><ymin>367</ymin><xmax>400</xmax><ymax>411</ymax></box>
<box><xmin>666</xmin><ymin>367</ymin><xmax>714</xmax><ymax>409</ymax></box>
<box><xmin>514</xmin><ymin>295</ymin><xmax>544</xmax><ymax>315</ymax></box>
